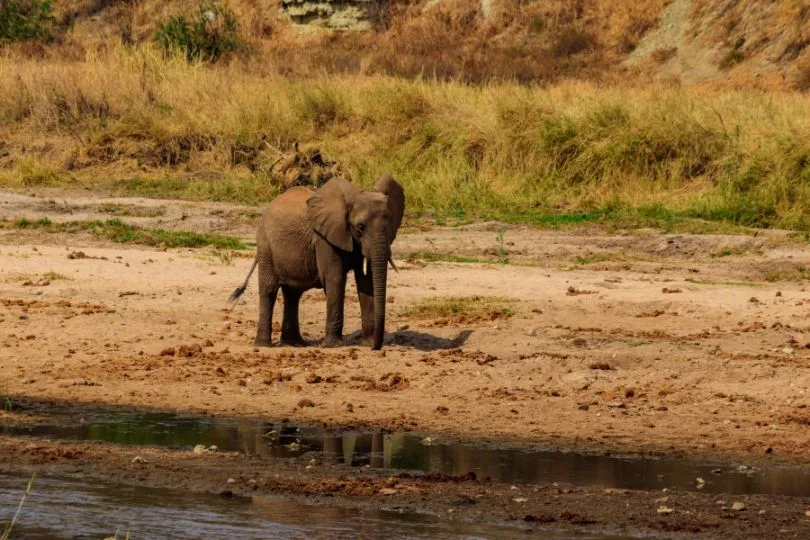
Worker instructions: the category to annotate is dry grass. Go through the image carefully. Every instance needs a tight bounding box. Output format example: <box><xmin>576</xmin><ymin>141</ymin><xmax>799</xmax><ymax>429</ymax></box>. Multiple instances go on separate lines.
<box><xmin>4</xmin><ymin>43</ymin><xmax>810</xmax><ymax>229</ymax></box>
<box><xmin>402</xmin><ymin>296</ymin><xmax>515</xmax><ymax>323</ymax></box>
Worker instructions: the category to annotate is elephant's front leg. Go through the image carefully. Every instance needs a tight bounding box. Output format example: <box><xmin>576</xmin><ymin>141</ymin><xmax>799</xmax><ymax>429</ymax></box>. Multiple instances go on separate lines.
<box><xmin>354</xmin><ymin>266</ymin><xmax>374</xmax><ymax>344</ymax></box>
<box><xmin>322</xmin><ymin>274</ymin><xmax>347</xmax><ymax>347</ymax></box>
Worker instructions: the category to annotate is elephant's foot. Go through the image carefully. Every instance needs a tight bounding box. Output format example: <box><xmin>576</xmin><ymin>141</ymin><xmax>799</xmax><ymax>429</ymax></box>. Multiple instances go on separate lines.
<box><xmin>253</xmin><ymin>335</ymin><xmax>273</xmax><ymax>347</ymax></box>
<box><xmin>281</xmin><ymin>333</ymin><xmax>306</xmax><ymax>347</ymax></box>
<box><xmin>322</xmin><ymin>335</ymin><xmax>343</xmax><ymax>348</ymax></box>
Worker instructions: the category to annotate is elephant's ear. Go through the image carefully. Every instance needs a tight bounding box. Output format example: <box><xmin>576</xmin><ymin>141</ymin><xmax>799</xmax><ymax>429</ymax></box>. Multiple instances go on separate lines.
<box><xmin>375</xmin><ymin>173</ymin><xmax>405</xmax><ymax>244</ymax></box>
<box><xmin>306</xmin><ymin>178</ymin><xmax>358</xmax><ymax>252</ymax></box>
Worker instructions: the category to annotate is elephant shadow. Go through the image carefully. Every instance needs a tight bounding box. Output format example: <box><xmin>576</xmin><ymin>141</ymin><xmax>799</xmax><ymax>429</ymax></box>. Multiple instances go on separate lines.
<box><xmin>345</xmin><ymin>329</ymin><xmax>473</xmax><ymax>351</ymax></box>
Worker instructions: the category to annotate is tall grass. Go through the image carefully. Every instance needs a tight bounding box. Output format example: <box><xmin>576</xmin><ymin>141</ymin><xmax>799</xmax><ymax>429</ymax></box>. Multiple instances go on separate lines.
<box><xmin>0</xmin><ymin>473</ymin><xmax>35</xmax><ymax>540</ymax></box>
<box><xmin>3</xmin><ymin>46</ymin><xmax>810</xmax><ymax>230</ymax></box>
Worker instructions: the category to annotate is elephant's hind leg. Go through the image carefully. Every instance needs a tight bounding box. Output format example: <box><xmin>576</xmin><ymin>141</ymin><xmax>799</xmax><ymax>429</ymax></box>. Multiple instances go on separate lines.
<box><xmin>255</xmin><ymin>256</ymin><xmax>279</xmax><ymax>347</ymax></box>
<box><xmin>280</xmin><ymin>285</ymin><xmax>305</xmax><ymax>346</ymax></box>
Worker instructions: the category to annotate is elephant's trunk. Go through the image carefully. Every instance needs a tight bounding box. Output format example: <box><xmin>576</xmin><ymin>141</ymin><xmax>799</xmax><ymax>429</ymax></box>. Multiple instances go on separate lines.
<box><xmin>371</xmin><ymin>240</ymin><xmax>389</xmax><ymax>350</ymax></box>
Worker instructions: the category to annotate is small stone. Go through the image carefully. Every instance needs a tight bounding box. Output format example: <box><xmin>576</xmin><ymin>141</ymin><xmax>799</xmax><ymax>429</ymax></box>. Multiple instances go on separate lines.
<box><xmin>132</xmin><ymin>456</ymin><xmax>148</xmax><ymax>464</ymax></box>
<box><xmin>380</xmin><ymin>488</ymin><xmax>397</xmax><ymax>495</ymax></box>
<box><xmin>776</xmin><ymin>291</ymin><xmax>782</xmax><ymax>297</ymax></box>
<box><xmin>297</xmin><ymin>398</ymin><xmax>315</xmax><ymax>408</ymax></box>
<box><xmin>749</xmin><ymin>297</ymin><xmax>760</xmax><ymax>303</ymax></box>
<box><xmin>696</xmin><ymin>477</ymin><xmax>705</xmax><ymax>488</ymax></box>
<box><xmin>782</xmin><ymin>348</ymin><xmax>795</xmax><ymax>355</ymax></box>
<box><xmin>512</xmin><ymin>497</ymin><xmax>528</xmax><ymax>503</ymax></box>
<box><xmin>578</xmin><ymin>404</ymin><xmax>589</xmax><ymax>411</ymax></box>
<box><xmin>657</xmin><ymin>506</ymin><xmax>674</xmax><ymax>515</ymax></box>
<box><xmin>207</xmin><ymin>445</ymin><xmax>218</xmax><ymax>453</ymax></box>
<box><xmin>731</xmin><ymin>502</ymin><xmax>746</xmax><ymax>511</ymax></box>
<box><xmin>193</xmin><ymin>444</ymin><xmax>207</xmax><ymax>454</ymax></box>
<box><xmin>227</xmin><ymin>478</ymin><xmax>236</xmax><ymax>484</ymax></box>
<box><xmin>804</xmin><ymin>510</ymin><xmax>810</xmax><ymax>517</ymax></box>
<box><xmin>712</xmin><ymin>468</ymin><xmax>723</xmax><ymax>475</ymax></box>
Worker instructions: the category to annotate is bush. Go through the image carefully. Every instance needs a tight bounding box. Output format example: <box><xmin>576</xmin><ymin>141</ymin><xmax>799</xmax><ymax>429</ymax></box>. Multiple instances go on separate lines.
<box><xmin>155</xmin><ymin>1</ymin><xmax>242</xmax><ymax>62</ymax></box>
<box><xmin>0</xmin><ymin>0</ymin><xmax>53</xmax><ymax>42</ymax></box>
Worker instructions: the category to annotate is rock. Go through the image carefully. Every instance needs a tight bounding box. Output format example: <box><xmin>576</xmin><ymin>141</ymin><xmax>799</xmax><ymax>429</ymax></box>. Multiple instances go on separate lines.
<box><xmin>132</xmin><ymin>456</ymin><xmax>148</xmax><ymax>464</ymax></box>
<box><xmin>657</xmin><ymin>506</ymin><xmax>674</xmax><ymax>515</ymax></box>
<box><xmin>512</xmin><ymin>497</ymin><xmax>528</xmax><ymax>503</ymax></box>
<box><xmin>696</xmin><ymin>477</ymin><xmax>706</xmax><ymax>488</ymax></box>
<box><xmin>420</xmin><ymin>436</ymin><xmax>435</xmax><ymax>446</ymax></box>
<box><xmin>712</xmin><ymin>468</ymin><xmax>723</xmax><ymax>474</ymax></box>
<box><xmin>782</xmin><ymin>347</ymin><xmax>795</xmax><ymax>355</ymax></box>
<box><xmin>193</xmin><ymin>444</ymin><xmax>207</xmax><ymax>454</ymax></box>
<box><xmin>731</xmin><ymin>502</ymin><xmax>746</xmax><ymax>511</ymax></box>
<box><xmin>379</xmin><ymin>488</ymin><xmax>397</xmax><ymax>495</ymax></box>
<box><xmin>227</xmin><ymin>478</ymin><xmax>236</xmax><ymax>484</ymax></box>
<box><xmin>297</xmin><ymin>398</ymin><xmax>315</xmax><ymax>408</ymax></box>
<box><xmin>749</xmin><ymin>296</ymin><xmax>760</xmax><ymax>303</ymax></box>
<box><xmin>578</xmin><ymin>404</ymin><xmax>589</xmax><ymax>411</ymax></box>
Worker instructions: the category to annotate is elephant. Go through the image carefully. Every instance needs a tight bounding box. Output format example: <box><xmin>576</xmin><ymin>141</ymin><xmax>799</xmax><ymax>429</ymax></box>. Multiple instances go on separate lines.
<box><xmin>229</xmin><ymin>174</ymin><xmax>405</xmax><ymax>350</ymax></box>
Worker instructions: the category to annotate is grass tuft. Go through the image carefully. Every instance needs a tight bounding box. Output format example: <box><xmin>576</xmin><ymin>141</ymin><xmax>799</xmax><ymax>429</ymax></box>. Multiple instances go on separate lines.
<box><xmin>402</xmin><ymin>296</ymin><xmax>515</xmax><ymax>322</ymax></box>
<box><xmin>5</xmin><ymin>217</ymin><xmax>248</xmax><ymax>250</ymax></box>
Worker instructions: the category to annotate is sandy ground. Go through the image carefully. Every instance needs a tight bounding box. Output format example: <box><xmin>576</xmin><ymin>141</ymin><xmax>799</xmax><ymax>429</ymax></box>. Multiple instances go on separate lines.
<box><xmin>2</xmin><ymin>189</ymin><xmax>810</xmax><ymax>463</ymax></box>
<box><xmin>4</xmin><ymin>189</ymin><xmax>810</xmax><ymax>537</ymax></box>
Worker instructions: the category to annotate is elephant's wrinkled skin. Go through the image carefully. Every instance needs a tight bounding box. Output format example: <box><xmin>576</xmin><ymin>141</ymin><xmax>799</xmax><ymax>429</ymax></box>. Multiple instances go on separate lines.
<box><xmin>230</xmin><ymin>175</ymin><xmax>405</xmax><ymax>350</ymax></box>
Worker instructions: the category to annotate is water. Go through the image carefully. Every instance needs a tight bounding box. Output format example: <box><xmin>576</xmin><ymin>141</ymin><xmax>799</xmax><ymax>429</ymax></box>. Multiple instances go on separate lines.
<box><xmin>4</xmin><ymin>406</ymin><xmax>810</xmax><ymax>497</ymax></box>
<box><xmin>0</xmin><ymin>473</ymin><xmax>623</xmax><ymax>540</ymax></box>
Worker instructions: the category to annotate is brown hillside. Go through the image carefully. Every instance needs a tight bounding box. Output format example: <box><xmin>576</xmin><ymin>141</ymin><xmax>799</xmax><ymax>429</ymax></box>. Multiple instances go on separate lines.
<box><xmin>9</xmin><ymin>0</ymin><xmax>804</xmax><ymax>90</ymax></box>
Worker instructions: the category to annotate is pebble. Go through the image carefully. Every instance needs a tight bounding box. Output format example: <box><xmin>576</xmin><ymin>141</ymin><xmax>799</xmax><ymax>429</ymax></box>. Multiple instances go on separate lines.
<box><xmin>380</xmin><ymin>488</ymin><xmax>397</xmax><ymax>495</ymax></box>
<box><xmin>512</xmin><ymin>497</ymin><xmax>528</xmax><ymax>503</ymax></box>
<box><xmin>731</xmin><ymin>502</ymin><xmax>746</xmax><ymax>512</ymax></box>
<box><xmin>657</xmin><ymin>506</ymin><xmax>674</xmax><ymax>515</ymax></box>
<box><xmin>131</xmin><ymin>456</ymin><xmax>148</xmax><ymax>464</ymax></box>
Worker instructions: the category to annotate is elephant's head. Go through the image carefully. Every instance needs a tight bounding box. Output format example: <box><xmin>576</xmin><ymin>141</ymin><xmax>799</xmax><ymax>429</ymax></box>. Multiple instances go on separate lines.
<box><xmin>306</xmin><ymin>174</ymin><xmax>405</xmax><ymax>350</ymax></box>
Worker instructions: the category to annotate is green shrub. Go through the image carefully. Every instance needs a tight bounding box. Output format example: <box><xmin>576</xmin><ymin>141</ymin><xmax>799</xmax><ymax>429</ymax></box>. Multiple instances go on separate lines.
<box><xmin>154</xmin><ymin>1</ymin><xmax>241</xmax><ymax>63</ymax></box>
<box><xmin>0</xmin><ymin>0</ymin><xmax>53</xmax><ymax>42</ymax></box>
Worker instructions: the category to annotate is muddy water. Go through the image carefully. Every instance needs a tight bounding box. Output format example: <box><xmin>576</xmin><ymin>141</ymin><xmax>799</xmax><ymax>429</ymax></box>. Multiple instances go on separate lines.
<box><xmin>5</xmin><ymin>409</ymin><xmax>810</xmax><ymax>497</ymax></box>
<box><xmin>0</xmin><ymin>473</ymin><xmax>621</xmax><ymax>539</ymax></box>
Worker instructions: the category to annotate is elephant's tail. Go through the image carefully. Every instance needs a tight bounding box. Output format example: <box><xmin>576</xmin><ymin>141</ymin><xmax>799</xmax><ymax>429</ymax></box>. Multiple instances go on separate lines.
<box><xmin>228</xmin><ymin>257</ymin><xmax>258</xmax><ymax>309</ymax></box>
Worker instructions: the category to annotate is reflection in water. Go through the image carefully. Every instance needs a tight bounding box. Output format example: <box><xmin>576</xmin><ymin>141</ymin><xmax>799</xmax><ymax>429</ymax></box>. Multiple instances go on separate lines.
<box><xmin>4</xmin><ymin>411</ymin><xmax>810</xmax><ymax>497</ymax></box>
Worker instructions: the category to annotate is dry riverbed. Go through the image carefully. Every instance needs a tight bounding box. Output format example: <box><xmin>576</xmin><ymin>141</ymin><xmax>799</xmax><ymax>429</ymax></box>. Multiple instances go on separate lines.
<box><xmin>2</xmin><ymin>189</ymin><xmax>810</xmax><ymax>538</ymax></box>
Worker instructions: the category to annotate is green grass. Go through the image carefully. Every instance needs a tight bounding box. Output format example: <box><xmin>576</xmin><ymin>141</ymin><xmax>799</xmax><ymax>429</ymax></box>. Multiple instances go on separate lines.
<box><xmin>710</xmin><ymin>247</ymin><xmax>763</xmax><ymax>258</ymax></box>
<box><xmin>685</xmin><ymin>278</ymin><xmax>763</xmax><ymax>287</ymax></box>
<box><xmin>402</xmin><ymin>295</ymin><xmax>515</xmax><ymax>320</ymax></box>
<box><xmin>5</xmin><ymin>217</ymin><xmax>248</xmax><ymax>250</ymax></box>
<box><xmin>405</xmin><ymin>251</ymin><xmax>492</xmax><ymax>264</ymax></box>
<box><xmin>8</xmin><ymin>49</ymin><xmax>810</xmax><ymax>233</ymax></box>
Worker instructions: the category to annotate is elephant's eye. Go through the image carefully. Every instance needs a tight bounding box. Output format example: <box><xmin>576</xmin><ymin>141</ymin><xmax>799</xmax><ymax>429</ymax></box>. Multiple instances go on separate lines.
<box><xmin>355</xmin><ymin>223</ymin><xmax>365</xmax><ymax>234</ymax></box>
